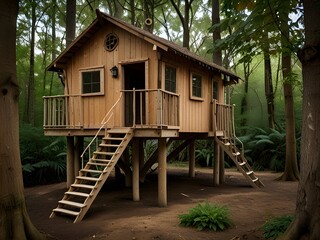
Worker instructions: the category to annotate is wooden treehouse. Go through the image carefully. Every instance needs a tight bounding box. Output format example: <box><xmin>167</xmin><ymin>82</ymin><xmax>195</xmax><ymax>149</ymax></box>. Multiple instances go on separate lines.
<box><xmin>44</xmin><ymin>10</ymin><xmax>264</xmax><ymax>223</ymax></box>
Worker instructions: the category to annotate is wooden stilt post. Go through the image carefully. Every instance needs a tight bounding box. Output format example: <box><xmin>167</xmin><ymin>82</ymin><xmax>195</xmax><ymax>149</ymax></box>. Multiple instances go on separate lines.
<box><xmin>67</xmin><ymin>136</ymin><xmax>75</xmax><ymax>188</ymax></box>
<box><xmin>158</xmin><ymin>138</ymin><xmax>167</xmax><ymax>207</ymax></box>
<box><xmin>189</xmin><ymin>140</ymin><xmax>195</xmax><ymax>177</ymax></box>
<box><xmin>139</xmin><ymin>139</ymin><xmax>144</xmax><ymax>171</ymax></box>
<box><xmin>219</xmin><ymin>147</ymin><xmax>225</xmax><ymax>183</ymax></box>
<box><xmin>74</xmin><ymin>136</ymin><xmax>83</xmax><ymax>177</ymax></box>
<box><xmin>132</xmin><ymin>139</ymin><xmax>140</xmax><ymax>201</ymax></box>
<box><xmin>214</xmin><ymin>141</ymin><xmax>220</xmax><ymax>186</ymax></box>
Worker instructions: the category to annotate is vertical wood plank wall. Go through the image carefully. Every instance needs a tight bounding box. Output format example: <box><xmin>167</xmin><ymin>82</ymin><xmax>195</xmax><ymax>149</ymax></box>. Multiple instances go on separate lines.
<box><xmin>64</xmin><ymin>22</ymin><xmax>224</xmax><ymax>133</ymax></box>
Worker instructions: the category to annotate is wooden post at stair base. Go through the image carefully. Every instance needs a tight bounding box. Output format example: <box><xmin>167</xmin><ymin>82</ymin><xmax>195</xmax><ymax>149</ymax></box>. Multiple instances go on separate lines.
<box><xmin>66</xmin><ymin>136</ymin><xmax>75</xmax><ymax>188</ymax></box>
<box><xmin>189</xmin><ymin>140</ymin><xmax>195</xmax><ymax>177</ymax></box>
<box><xmin>132</xmin><ymin>139</ymin><xmax>140</xmax><ymax>201</ymax></box>
<box><xmin>158</xmin><ymin>138</ymin><xmax>167</xmax><ymax>207</ymax></box>
<box><xmin>213</xmin><ymin>141</ymin><xmax>220</xmax><ymax>186</ymax></box>
<box><xmin>219</xmin><ymin>146</ymin><xmax>225</xmax><ymax>183</ymax></box>
<box><xmin>74</xmin><ymin>136</ymin><xmax>83</xmax><ymax>177</ymax></box>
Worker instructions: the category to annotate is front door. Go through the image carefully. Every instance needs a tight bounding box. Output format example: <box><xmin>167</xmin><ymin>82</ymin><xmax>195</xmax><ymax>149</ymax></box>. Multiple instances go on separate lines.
<box><xmin>124</xmin><ymin>62</ymin><xmax>146</xmax><ymax>127</ymax></box>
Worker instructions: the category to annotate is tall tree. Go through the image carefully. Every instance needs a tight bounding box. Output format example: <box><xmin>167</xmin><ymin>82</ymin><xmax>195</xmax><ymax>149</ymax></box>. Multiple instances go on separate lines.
<box><xmin>66</xmin><ymin>0</ymin><xmax>76</xmax><ymax>46</ymax></box>
<box><xmin>282</xmin><ymin>0</ymin><xmax>320</xmax><ymax>238</ymax></box>
<box><xmin>0</xmin><ymin>0</ymin><xmax>43</xmax><ymax>238</ymax></box>
<box><xmin>278</xmin><ymin>0</ymin><xmax>299</xmax><ymax>181</ymax></box>
<box><xmin>212</xmin><ymin>0</ymin><xmax>222</xmax><ymax>65</ymax></box>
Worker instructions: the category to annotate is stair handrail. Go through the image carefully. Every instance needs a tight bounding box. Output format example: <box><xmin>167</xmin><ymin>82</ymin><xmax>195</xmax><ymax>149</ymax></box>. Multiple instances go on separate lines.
<box><xmin>80</xmin><ymin>92</ymin><xmax>123</xmax><ymax>167</ymax></box>
<box><xmin>230</xmin><ymin>104</ymin><xmax>245</xmax><ymax>156</ymax></box>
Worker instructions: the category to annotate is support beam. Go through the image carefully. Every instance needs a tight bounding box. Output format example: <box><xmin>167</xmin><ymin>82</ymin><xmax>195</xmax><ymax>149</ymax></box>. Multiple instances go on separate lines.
<box><xmin>213</xmin><ymin>141</ymin><xmax>220</xmax><ymax>186</ymax></box>
<box><xmin>219</xmin><ymin>146</ymin><xmax>225</xmax><ymax>183</ymax></box>
<box><xmin>158</xmin><ymin>138</ymin><xmax>167</xmax><ymax>207</ymax></box>
<box><xmin>66</xmin><ymin>136</ymin><xmax>75</xmax><ymax>188</ymax></box>
<box><xmin>189</xmin><ymin>140</ymin><xmax>195</xmax><ymax>177</ymax></box>
<box><xmin>74</xmin><ymin>136</ymin><xmax>83</xmax><ymax>177</ymax></box>
<box><xmin>132</xmin><ymin>139</ymin><xmax>140</xmax><ymax>201</ymax></box>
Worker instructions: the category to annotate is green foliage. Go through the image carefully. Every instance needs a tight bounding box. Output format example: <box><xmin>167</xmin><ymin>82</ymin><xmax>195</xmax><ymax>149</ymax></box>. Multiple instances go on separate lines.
<box><xmin>20</xmin><ymin>125</ymin><xmax>66</xmax><ymax>186</ymax></box>
<box><xmin>179</xmin><ymin>202</ymin><xmax>233</xmax><ymax>231</ymax></box>
<box><xmin>195</xmin><ymin>140</ymin><xmax>213</xmax><ymax>167</ymax></box>
<box><xmin>261</xmin><ymin>215</ymin><xmax>293</xmax><ymax>240</ymax></box>
<box><xmin>238</xmin><ymin>126</ymin><xmax>300</xmax><ymax>171</ymax></box>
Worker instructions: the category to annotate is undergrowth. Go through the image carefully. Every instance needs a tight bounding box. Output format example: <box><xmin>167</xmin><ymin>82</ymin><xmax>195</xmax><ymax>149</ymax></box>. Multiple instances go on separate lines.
<box><xmin>179</xmin><ymin>201</ymin><xmax>232</xmax><ymax>231</ymax></box>
<box><xmin>261</xmin><ymin>215</ymin><xmax>293</xmax><ymax>239</ymax></box>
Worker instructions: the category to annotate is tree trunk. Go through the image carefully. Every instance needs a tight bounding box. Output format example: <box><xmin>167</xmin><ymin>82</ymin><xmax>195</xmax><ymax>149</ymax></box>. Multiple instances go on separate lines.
<box><xmin>278</xmin><ymin>3</ymin><xmax>299</xmax><ymax>181</ymax></box>
<box><xmin>23</xmin><ymin>0</ymin><xmax>36</xmax><ymax>126</ymax></box>
<box><xmin>143</xmin><ymin>0</ymin><xmax>154</xmax><ymax>33</ymax></box>
<box><xmin>281</xmin><ymin>0</ymin><xmax>320</xmax><ymax>238</ymax></box>
<box><xmin>66</xmin><ymin>0</ymin><xmax>76</xmax><ymax>47</ymax></box>
<box><xmin>240</xmin><ymin>62</ymin><xmax>249</xmax><ymax>128</ymax></box>
<box><xmin>262</xmin><ymin>33</ymin><xmax>275</xmax><ymax>129</ymax></box>
<box><xmin>0</xmin><ymin>1</ymin><xmax>43</xmax><ymax>239</ymax></box>
<box><xmin>212</xmin><ymin>0</ymin><xmax>222</xmax><ymax>66</ymax></box>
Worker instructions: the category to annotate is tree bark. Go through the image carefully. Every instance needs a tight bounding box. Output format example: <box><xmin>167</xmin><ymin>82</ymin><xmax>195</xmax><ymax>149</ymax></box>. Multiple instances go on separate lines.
<box><xmin>212</xmin><ymin>0</ymin><xmax>222</xmax><ymax>66</ymax></box>
<box><xmin>66</xmin><ymin>0</ymin><xmax>76</xmax><ymax>47</ymax></box>
<box><xmin>281</xmin><ymin>0</ymin><xmax>320</xmax><ymax>238</ymax></box>
<box><xmin>0</xmin><ymin>1</ymin><xmax>43</xmax><ymax>239</ymax></box>
<box><xmin>278</xmin><ymin>3</ymin><xmax>299</xmax><ymax>181</ymax></box>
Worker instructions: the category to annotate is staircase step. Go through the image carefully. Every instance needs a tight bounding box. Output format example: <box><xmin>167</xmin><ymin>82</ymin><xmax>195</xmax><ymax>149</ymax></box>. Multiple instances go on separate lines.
<box><xmin>252</xmin><ymin>177</ymin><xmax>259</xmax><ymax>182</ymax></box>
<box><xmin>90</xmin><ymin>159</ymin><xmax>112</xmax><ymax>163</ymax></box>
<box><xmin>224</xmin><ymin>142</ymin><xmax>231</xmax><ymax>146</ymax></box>
<box><xmin>87</xmin><ymin>162</ymin><xmax>109</xmax><ymax>166</ymax></box>
<box><xmin>94</xmin><ymin>151</ymin><xmax>115</xmax><ymax>156</ymax></box>
<box><xmin>103</xmin><ymin>137</ymin><xmax>126</xmax><ymax>141</ymax></box>
<box><xmin>76</xmin><ymin>176</ymin><xmax>100</xmax><ymax>181</ymax></box>
<box><xmin>65</xmin><ymin>191</ymin><xmax>90</xmax><ymax>197</ymax></box>
<box><xmin>232</xmin><ymin>152</ymin><xmax>240</xmax><ymax>156</ymax></box>
<box><xmin>246</xmin><ymin>171</ymin><xmax>254</xmax><ymax>175</ymax></box>
<box><xmin>59</xmin><ymin>200</ymin><xmax>86</xmax><ymax>208</ymax></box>
<box><xmin>99</xmin><ymin>143</ymin><xmax>120</xmax><ymax>148</ymax></box>
<box><xmin>239</xmin><ymin>162</ymin><xmax>246</xmax><ymax>166</ymax></box>
<box><xmin>71</xmin><ymin>183</ymin><xmax>95</xmax><ymax>189</ymax></box>
<box><xmin>52</xmin><ymin>207</ymin><xmax>79</xmax><ymax>216</ymax></box>
<box><xmin>81</xmin><ymin>169</ymin><xmax>103</xmax><ymax>174</ymax></box>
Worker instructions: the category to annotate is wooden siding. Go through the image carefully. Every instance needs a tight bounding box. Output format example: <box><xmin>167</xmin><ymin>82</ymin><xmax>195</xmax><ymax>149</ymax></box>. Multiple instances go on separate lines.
<box><xmin>45</xmin><ymin>21</ymin><xmax>227</xmax><ymax>135</ymax></box>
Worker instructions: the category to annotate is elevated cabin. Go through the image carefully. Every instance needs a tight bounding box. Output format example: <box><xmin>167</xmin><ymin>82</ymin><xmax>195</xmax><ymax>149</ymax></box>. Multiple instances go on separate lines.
<box><xmin>45</xmin><ymin>11</ymin><xmax>263</xmax><ymax>223</ymax></box>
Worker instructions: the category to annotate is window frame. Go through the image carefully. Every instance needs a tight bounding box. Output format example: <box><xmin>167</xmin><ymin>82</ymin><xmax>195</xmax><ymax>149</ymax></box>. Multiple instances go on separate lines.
<box><xmin>164</xmin><ymin>65</ymin><xmax>177</xmax><ymax>93</ymax></box>
<box><xmin>80</xmin><ymin>66</ymin><xmax>105</xmax><ymax>96</ymax></box>
<box><xmin>190</xmin><ymin>72</ymin><xmax>204</xmax><ymax>101</ymax></box>
<box><xmin>212</xmin><ymin>79</ymin><xmax>219</xmax><ymax>101</ymax></box>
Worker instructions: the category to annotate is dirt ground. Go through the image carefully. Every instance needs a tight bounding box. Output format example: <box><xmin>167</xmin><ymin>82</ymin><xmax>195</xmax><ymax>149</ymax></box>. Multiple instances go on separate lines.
<box><xmin>25</xmin><ymin>167</ymin><xmax>298</xmax><ymax>240</ymax></box>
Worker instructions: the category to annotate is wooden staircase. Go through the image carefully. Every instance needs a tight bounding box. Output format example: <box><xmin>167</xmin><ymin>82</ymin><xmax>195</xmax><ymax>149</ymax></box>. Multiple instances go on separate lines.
<box><xmin>50</xmin><ymin>128</ymin><xmax>133</xmax><ymax>223</ymax></box>
<box><xmin>216</xmin><ymin>137</ymin><xmax>264</xmax><ymax>188</ymax></box>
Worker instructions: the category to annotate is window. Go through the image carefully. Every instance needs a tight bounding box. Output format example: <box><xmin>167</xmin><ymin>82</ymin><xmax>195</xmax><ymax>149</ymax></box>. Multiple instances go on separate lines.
<box><xmin>165</xmin><ymin>65</ymin><xmax>176</xmax><ymax>93</ymax></box>
<box><xmin>104</xmin><ymin>33</ymin><xmax>119</xmax><ymax>51</ymax></box>
<box><xmin>81</xmin><ymin>67</ymin><xmax>104</xmax><ymax>95</ymax></box>
<box><xmin>191</xmin><ymin>73</ymin><xmax>202</xmax><ymax>98</ymax></box>
<box><xmin>212</xmin><ymin>80</ymin><xmax>218</xmax><ymax>100</ymax></box>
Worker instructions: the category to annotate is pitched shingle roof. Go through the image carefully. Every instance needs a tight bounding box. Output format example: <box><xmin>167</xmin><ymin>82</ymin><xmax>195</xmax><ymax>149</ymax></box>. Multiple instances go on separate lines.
<box><xmin>48</xmin><ymin>10</ymin><xmax>239</xmax><ymax>82</ymax></box>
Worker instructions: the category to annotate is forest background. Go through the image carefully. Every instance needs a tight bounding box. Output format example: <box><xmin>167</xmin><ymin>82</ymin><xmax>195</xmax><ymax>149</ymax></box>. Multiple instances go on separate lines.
<box><xmin>17</xmin><ymin>0</ymin><xmax>304</xmax><ymax>186</ymax></box>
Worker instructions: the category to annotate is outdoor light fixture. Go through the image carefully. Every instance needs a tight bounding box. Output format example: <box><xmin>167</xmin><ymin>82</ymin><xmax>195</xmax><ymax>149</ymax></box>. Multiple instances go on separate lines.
<box><xmin>110</xmin><ymin>66</ymin><xmax>118</xmax><ymax>78</ymax></box>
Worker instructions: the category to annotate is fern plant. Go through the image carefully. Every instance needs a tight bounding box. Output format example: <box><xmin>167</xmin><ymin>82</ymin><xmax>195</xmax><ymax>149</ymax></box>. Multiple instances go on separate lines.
<box><xmin>261</xmin><ymin>215</ymin><xmax>293</xmax><ymax>240</ymax></box>
<box><xmin>179</xmin><ymin>202</ymin><xmax>232</xmax><ymax>231</ymax></box>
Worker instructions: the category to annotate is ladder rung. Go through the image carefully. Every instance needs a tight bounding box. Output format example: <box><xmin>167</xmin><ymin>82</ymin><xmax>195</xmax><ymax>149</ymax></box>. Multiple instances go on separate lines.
<box><xmin>94</xmin><ymin>151</ymin><xmax>114</xmax><ymax>156</ymax></box>
<box><xmin>99</xmin><ymin>143</ymin><xmax>120</xmax><ymax>148</ymax></box>
<box><xmin>52</xmin><ymin>207</ymin><xmax>79</xmax><ymax>216</ymax></box>
<box><xmin>252</xmin><ymin>177</ymin><xmax>259</xmax><ymax>182</ymax></box>
<box><xmin>81</xmin><ymin>169</ymin><xmax>103</xmax><ymax>174</ymax></box>
<box><xmin>232</xmin><ymin>152</ymin><xmax>240</xmax><ymax>156</ymax></box>
<box><xmin>239</xmin><ymin>162</ymin><xmax>246</xmax><ymax>166</ymax></box>
<box><xmin>59</xmin><ymin>200</ymin><xmax>86</xmax><ymax>208</ymax></box>
<box><xmin>224</xmin><ymin>142</ymin><xmax>231</xmax><ymax>146</ymax></box>
<box><xmin>91</xmin><ymin>159</ymin><xmax>112</xmax><ymax>163</ymax></box>
<box><xmin>87</xmin><ymin>162</ymin><xmax>108</xmax><ymax>166</ymax></box>
<box><xmin>103</xmin><ymin>137</ymin><xmax>124</xmax><ymax>141</ymax></box>
<box><xmin>65</xmin><ymin>191</ymin><xmax>90</xmax><ymax>197</ymax></box>
<box><xmin>246</xmin><ymin>171</ymin><xmax>253</xmax><ymax>175</ymax></box>
<box><xmin>76</xmin><ymin>176</ymin><xmax>100</xmax><ymax>181</ymax></box>
<box><xmin>71</xmin><ymin>183</ymin><xmax>95</xmax><ymax>189</ymax></box>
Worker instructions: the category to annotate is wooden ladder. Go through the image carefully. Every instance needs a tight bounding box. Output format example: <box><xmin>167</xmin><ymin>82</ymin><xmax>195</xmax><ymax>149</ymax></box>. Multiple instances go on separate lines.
<box><xmin>216</xmin><ymin>137</ymin><xmax>264</xmax><ymax>188</ymax></box>
<box><xmin>50</xmin><ymin>128</ymin><xmax>133</xmax><ymax>223</ymax></box>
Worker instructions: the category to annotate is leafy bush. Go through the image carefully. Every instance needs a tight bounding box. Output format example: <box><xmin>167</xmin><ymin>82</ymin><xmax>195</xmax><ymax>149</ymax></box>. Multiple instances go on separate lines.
<box><xmin>179</xmin><ymin>202</ymin><xmax>233</xmax><ymax>231</ymax></box>
<box><xmin>261</xmin><ymin>215</ymin><xmax>293</xmax><ymax>240</ymax></box>
<box><xmin>20</xmin><ymin>125</ymin><xmax>66</xmax><ymax>186</ymax></box>
<box><xmin>238</xmin><ymin>126</ymin><xmax>300</xmax><ymax>171</ymax></box>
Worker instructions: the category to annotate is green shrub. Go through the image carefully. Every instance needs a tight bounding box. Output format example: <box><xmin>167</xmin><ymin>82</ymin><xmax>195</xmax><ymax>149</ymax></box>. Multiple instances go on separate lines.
<box><xmin>179</xmin><ymin>201</ymin><xmax>232</xmax><ymax>231</ymax></box>
<box><xmin>261</xmin><ymin>215</ymin><xmax>293</xmax><ymax>240</ymax></box>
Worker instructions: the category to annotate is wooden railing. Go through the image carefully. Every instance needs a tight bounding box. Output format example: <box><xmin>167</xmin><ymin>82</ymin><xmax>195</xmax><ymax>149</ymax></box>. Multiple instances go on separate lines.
<box><xmin>212</xmin><ymin>100</ymin><xmax>244</xmax><ymax>155</ymax></box>
<box><xmin>121</xmin><ymin>89</ymin><xmax>179</xmax><ymax>128</ymax></box>
<box><xmin>43</xmin><ymin>95</ymin><xmax>82</xmax><ymax>128</ymax></box>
